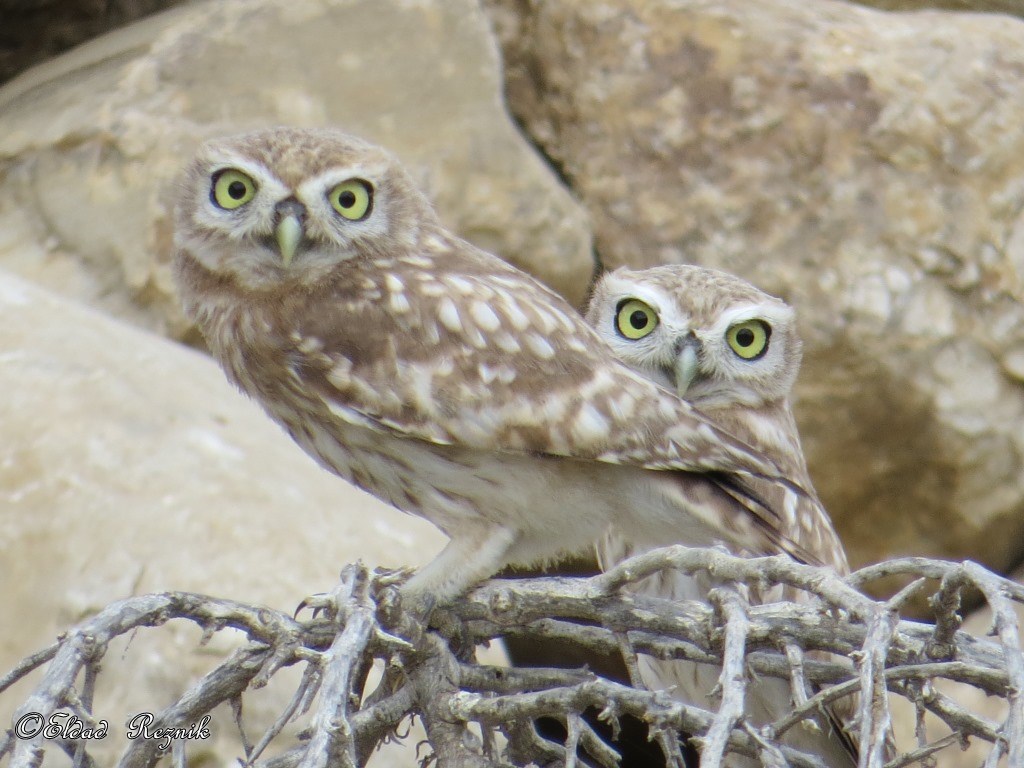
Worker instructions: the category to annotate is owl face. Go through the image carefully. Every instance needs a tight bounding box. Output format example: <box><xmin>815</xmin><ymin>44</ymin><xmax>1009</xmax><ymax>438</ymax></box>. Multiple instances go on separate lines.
<box><xmin>586</xmin><ymin>265</ymin><xmax>802</xmax><ymax>409</ymax></box>
<box><xmin>174</xmin><ymin>128</ymin><xmax>434</xmax><ymax>289</ymax></box>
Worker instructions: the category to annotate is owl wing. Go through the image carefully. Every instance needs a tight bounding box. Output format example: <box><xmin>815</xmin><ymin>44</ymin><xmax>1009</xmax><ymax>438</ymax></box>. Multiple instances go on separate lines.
<box><xmin>700</xmin><ymin>473</ymin><xmax>822</xmax><ymax>565</ymax></box>
<box><xmin>288</xmin><ymin>254</ymin><xmax>787</xmax><ymax>485</ymax></box>
<box><xmin>710</xmin><ymin>472</ymin><xmax>857</xmax><ymax>574</ymax></box>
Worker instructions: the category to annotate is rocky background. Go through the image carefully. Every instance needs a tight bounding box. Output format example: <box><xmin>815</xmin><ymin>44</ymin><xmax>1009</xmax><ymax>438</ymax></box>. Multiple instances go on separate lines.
<box><xmin>1</xmin><ymin>0</ymin><xmax>1023</xmax><ymax>765</ymax></box>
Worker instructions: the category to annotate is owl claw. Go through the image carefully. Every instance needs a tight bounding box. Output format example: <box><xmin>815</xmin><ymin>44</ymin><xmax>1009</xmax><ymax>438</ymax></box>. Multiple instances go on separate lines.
<box><xmin>294</xmin><ymin>591</ymin><xmax>336</xmax><ymax>620</ymax></box>
<box><xmin>373</xmin><ymin>566</ymin><xmax>417</xmax><ymax>589</ymax></box>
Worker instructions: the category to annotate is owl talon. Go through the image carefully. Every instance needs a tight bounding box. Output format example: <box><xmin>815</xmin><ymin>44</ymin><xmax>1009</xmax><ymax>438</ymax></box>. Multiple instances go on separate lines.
<box><xmin>373</xmin><ymin>626</ymin><xmax>416</xmax><ymax>653</ymax></box>
<box><xmin>294</xmin><ymin>591</ymin><xmax>336</xmax><ymax>620</ymax></box>
<box><xmin>373</xmin><ymin>566</ymin><xmax>416</xmax><ymax>589</ymax></box>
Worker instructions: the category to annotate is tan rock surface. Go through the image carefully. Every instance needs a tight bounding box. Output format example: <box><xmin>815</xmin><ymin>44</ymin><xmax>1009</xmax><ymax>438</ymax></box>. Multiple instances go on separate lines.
<box><xmin>853</xmin><ymin>0</ymin><xmax>1024</xmax><ymax>14</ymax></box>
<box><xmin>0</xmin><ymin>270</ymin><xmax>441</xmax><ymax>764</ymax></box>
<box><xmin>485</xmin><ymin>0</ymin><xmax>1024</xmax><ymax>577</ymax></box>
<box><xmin>0</xmin><ymin>0</ymin><xmax>187</xmax><ymax>84</ymax></box>
<box><xmin>0</xmin><ymin>0</ymin><xmax>594</xmax><ymax>342</ymax></box>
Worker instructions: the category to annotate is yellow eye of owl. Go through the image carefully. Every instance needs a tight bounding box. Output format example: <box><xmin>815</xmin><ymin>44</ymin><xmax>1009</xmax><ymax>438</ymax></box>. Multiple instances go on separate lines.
<box><xmin>329</xmin><ymin>179</ymin><xmax>373</xmax><ymax>220</ymax></box>
<box><xmin>212</xmin><ymin>169</ymin><xmax>256</xmax><ymax>210</ymax></box>
<box><xmin>615</xmin><ymin>299</ymin><xmax>659</xmax><ymax>340</ymax></box>
<box><xmin>726</xmin><ymin>320</ymin><xmax>771</xmax><ymax>359</ymax></box>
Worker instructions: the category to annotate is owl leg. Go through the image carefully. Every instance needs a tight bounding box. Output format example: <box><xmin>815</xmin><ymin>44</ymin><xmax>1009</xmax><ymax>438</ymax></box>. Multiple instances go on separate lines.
<box><xmin>401</xmin><ymin>523</ymin><xmax>518</xmax><ymax>611</ymax></box>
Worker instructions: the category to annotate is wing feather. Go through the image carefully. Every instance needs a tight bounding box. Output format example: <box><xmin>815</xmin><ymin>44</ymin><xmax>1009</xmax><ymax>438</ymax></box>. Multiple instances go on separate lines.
<box><xmin>287</xmin><ymin>249</ymin><xmax>784</xmax><ymax>481</ymax></box>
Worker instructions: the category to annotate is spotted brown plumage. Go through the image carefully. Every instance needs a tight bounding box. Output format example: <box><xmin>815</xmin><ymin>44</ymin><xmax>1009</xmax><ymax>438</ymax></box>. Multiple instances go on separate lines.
<box><xmin>173</xmin><ymin>126</ymin><xmax>818</xmax><ymax>612</ymax></box>
<box><xmin>588</xmin><ymin>265</ymin><xmax>867</xmax><ymax>766</ymax></box>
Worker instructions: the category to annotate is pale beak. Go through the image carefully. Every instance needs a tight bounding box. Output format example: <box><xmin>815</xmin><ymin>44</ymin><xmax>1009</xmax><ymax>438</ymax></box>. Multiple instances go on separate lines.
<box><xmin>673</xmin><ymin>336</ymin><xmax>701</xmax><ymax>397</ymax></box>
<box><xmin>275</xmin><ymin>214</ymin><xmax>303</xmax><ymax>267</ymax></box>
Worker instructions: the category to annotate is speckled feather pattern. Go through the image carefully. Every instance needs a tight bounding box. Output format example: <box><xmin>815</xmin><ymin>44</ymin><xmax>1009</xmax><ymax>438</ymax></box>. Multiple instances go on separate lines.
<box><xmin>181</xmin><ymin>240</ymin><xmax>784</xmax><ymax>475</ymax></box>
<box><xmin>173</xmin><ymin>127</ymin><xmax>815</xmax><ymax>607</ymax></box>
<box><xmin>588</xmin><ymin>265</ymin><xmax>858</xmax><ymax>765</ymax></box>
<box><xmin>589</xmin><ymin>264</ymin><xmax>848</xmax><ymax>574</ymax></box>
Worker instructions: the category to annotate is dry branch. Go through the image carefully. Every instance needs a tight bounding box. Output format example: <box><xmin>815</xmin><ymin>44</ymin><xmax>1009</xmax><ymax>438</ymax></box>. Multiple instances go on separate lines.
<box><xmin>1</xmin><ymin>546</ymin><xmax>1021</xmax><ymax>767</ymax></box>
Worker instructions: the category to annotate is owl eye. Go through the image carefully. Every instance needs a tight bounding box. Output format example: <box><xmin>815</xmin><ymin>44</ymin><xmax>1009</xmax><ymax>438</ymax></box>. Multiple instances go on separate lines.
<box><xmin>211</xmin><ymin>169</ymin><xmax>256</xmax><ymax>210</ymax></box>
<box><xmin>726</xmin><ymin>320</ymin><xmax>771</xmax><ymax>360</ymax></box>
<box><xmin>615</xmin><ymin>299</ymin><xmax>659</xmax><ymax>340</ymax></box>
<box><xmin>329</xmin><ymin>179</ymin><xmax>373</xmax><ymax>220</ymax></box>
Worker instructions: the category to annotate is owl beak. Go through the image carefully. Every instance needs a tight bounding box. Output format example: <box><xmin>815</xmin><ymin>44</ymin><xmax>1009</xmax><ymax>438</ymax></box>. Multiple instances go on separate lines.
<box><xmin>672</xmin><ymin>336</ymin><xmax>701</xmax><ymax>398</ymax></box>
<box><xmin>275</xmin><ymin>214</ymin><xmax>303</xmax><ymax>268</ymax></box>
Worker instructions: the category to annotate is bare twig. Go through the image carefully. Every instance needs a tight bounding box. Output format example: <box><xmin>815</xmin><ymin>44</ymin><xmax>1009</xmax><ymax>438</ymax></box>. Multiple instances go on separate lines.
<box><xmin>963</xmin><ymin>561</ymin><xmax>1024</xmax><ymax>765</ymax></box>
<box><xmin>784</xmin><ymin>642</ymin><xmax>812</xmax><ymax>710</ymax></box>
<box><xmin>248</xmin><ymin>661</ymin><xmax>322</xmax><ymax>765</ymax></box>
<box><xmin>926</xmin><ymin>570</ymin><xmax>965</xmax><ymax>661</ymax></box>
<box><xmin>2</xmin><ymin>547</ymin><xmax>1021</xmax><ymax>767</ymax></box>
<box><xmin>300</xmin><ymin>563</ymin><xmax>376</xmax><ymax>768</ymax></box>
<box><xmin>699</xmin><ymin>587</ymin><xmax>749</xmax><ymax>768</ymax></box>
<box><xmin>575</xmin><ymin>714</ymin><xmax>621</xmax><ymax>768</ymax></box>
<box><xmin>117</xmin><ymin>644</ymin><xmax>273</xmax><ymax>768</ymax></box>
<box><xmin>881</xmin><ymin>732</ymin><xmax>960</xmax><ymax>768</ymax></box>
<box><xmin>855</xmin><ymin>584</ymin><xmax>907</xmax><ymax>768</ymax></box>
<box><xmin>0</xmin><ymin>641</ymin><xmax>61</xmax><ymax>696</ymax></box>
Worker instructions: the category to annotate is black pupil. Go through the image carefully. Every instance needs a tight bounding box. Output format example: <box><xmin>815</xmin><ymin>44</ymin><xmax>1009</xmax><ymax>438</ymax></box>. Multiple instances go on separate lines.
<box><xmin>338</xmin><ymin>190</ymin><xmax>357</xmax><ymax>208</ymax></box>
<box><xmin>629</xmin><ymin>310</ymin><xmax>649</xmax><ymax>330</ymax></box>
<box><xmin>227</xmin><ymin>180</ymin><xmax>247</xmax><ymax>199</ymax></box>
<box><xmin>736</xmin><ymin>328</ymin><xmax>756</xmax><ymax>347</ymax></box>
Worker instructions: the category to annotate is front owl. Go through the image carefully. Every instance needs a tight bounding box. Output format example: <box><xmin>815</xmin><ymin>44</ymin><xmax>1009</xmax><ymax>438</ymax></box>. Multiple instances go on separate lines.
<box><xmin>174</xmin><ymin>129</ymin><xmax>435</xmax><ymax>306</ymax></box>
<box><xmin>172</xmin><ymin>127</ymin><xmax>815</xmax><ymax>622</ymax></box>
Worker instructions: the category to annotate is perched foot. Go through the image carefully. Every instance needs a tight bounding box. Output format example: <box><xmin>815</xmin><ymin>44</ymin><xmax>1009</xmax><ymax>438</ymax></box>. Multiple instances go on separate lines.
<box><xmin>396</xmin><ymin>584</ymin><xmax>437</xmax><ymax>625</ymax></box>
<box><xmin>399</xmin><ymin>584</ymin><xmax>477</xmax><ymax>660</ymax></box>
<box><xmin>294</xmin><ymin>591</ymin><xmax>337</xmax><ymax>620</ymax></box>
<box><xmin>296</xmin><ymin>566</ymin><xmax>416</xmax><ymax>621</ymax></box>
<box><xmin>373</xmin><ymin>566</ymin><xmax>416</xmax><ymax>589</ymax></box>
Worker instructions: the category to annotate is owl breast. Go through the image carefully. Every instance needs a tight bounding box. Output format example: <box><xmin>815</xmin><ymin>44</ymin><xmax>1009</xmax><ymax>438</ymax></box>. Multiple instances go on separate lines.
<box><xmin>269</xmin><ymin>400</ymin><xmax>648</xmax><ymax>566</ymax></box>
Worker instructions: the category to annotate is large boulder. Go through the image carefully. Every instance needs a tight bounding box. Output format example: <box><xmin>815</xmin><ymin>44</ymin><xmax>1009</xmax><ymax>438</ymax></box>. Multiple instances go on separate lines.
<box><xmin>0</xmin><ymin>0</ymin><xmax>594</xmax><ymax>343</ymax></box>
<box><xmin>0</xmin><ymin>270</ymin><xmax>441</xmax><ymax>764</ymax></box>
<box><xmin>484</xmin><ymin>0</ymin><xmax>1024</xmax><ymax>576</ymax></box>
<box><xmin>852</xmin><ymin>0</ymin><xmax>1024</xmax><ymax>14</ymax></box>
<box><xmin>0</xmin><ymin>0</ymin><xmax>186</xmax><ymax>85</ymax></box>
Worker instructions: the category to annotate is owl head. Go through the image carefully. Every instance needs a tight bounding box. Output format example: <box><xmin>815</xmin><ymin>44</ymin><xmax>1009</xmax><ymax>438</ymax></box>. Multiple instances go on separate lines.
<box><xmin>586</xmin><ymin>265</ymin><xmax>802</xmax><ymax>409</ymax></box>
<box><xmin>173</xmin><ymin>127</ymin><xmax>438</xmax><ymax>290</ymax></box>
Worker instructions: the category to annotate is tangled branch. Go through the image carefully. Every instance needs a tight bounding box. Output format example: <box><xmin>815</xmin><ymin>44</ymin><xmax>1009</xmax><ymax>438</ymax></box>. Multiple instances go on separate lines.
<box><xmin>1</xmin><ymin>547</ymin><xmax>1021</xmax><ymax>767</ymax></box>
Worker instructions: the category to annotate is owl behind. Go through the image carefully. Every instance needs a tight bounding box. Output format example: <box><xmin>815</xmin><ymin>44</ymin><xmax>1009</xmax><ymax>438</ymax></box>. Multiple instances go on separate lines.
<box><xmin>587</xmin><ymin>265</ymin><xmax>858</xmax><ymax>766</ymax></box>
<box><xmin>587</xmin><ymin>265</ymin><xmax>811</xmax><ymax>482</ymax></box>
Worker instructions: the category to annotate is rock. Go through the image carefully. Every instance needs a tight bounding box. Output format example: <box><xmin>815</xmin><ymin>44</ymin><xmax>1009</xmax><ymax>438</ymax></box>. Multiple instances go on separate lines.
<box><xmin>0</xmin><ymin>0</ymin><xmax>594</xmax><ymax>343</ymax></box>
<box><xmin>483</xmin><ymin>0</ymin><xmax>1024</xmax><ymax>579</ymax></box>
<box><xmin>852</xmin><ymin>0</ymin><xmax>1024</xmax><ymax>15</ymax></box>
<box><xmin>0</xmin><ymin>0</ymin><xmax>186</xmax><ymax>85</ymax></box>
<box><xmin>0</xmin><ymin>270</ymin><xmax>442</xmax><ymax>764</ymax></box>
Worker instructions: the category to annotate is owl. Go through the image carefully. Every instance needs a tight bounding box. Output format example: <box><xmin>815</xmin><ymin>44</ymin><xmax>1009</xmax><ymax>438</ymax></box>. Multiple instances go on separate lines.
<box><xmin>171</xmin><ymin>127</ymin><xmax>813</xmax><ymax>621</ymax></box>
<box><xmin>587</xmin><ymin>265</ymin><xmax>856</xmax><ymax>765</ymax></box>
